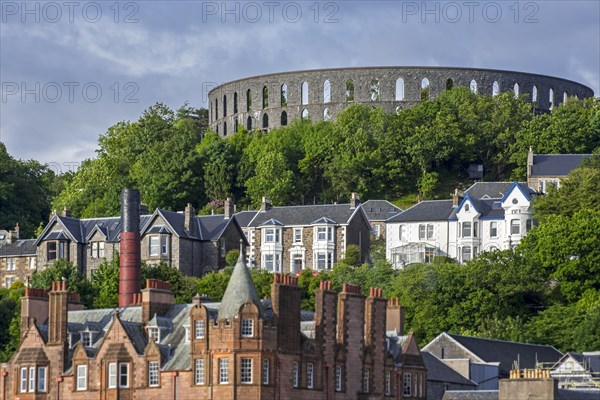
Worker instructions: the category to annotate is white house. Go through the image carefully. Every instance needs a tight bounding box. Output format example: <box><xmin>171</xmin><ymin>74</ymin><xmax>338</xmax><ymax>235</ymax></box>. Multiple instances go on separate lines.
<box><xmin>386</xmin><ymin>182</ymin><xmax>538</xmax><ymax>267</ymax></box>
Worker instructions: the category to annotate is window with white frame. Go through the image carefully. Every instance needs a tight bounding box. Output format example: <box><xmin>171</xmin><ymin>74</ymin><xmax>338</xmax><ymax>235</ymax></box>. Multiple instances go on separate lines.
<box><xmin>195</xmin><ymin>359</ymin><xmax>205</xmax><ymax>385</ymax></box>
<box><xmin>490</xmin><ymin>221</ymin><xmax>498</xmax><ymax>238</ymax></box>
<box><xmin>149</xmin><ymin>236</ymin><xmax>159</xmax><ymax>256</ymax></box>
<box><xmin>20</xmin><ymin>368</ymin><xmax>27</xmax><ymax>393</ymax></box>
<box><xmin>148</xmin><ymin>361</ymin><xmax>159</xmax><ymax>387</ymax></box>
<box><xmin>91</xmin><ymin>242</ymin><xmax>105</xmax><ymax>258</ymax></box>
<box><xmin>108</xmin><ymin>363</ymin><xmax>117</xmax><ymax>388</ymax></box>
<box><xmin>362</xmin><ymin>368</ymin><xmax>370</xmax><ymax>393</ymax></box>
<box><xmin>4</xmin><ymin>276</ymin><xmax>16</xmax><ymax>288</ymax></box>
<box><xmin>293</xmin><ymin>362</ymin><xmax>299</xmax><ymax>388</ymax></box>
<box><xmin>294</xmin><ymin>228</ymin><xmax>302</xmax><ymax>243</ymax></box>
<box><xmin>511</xmin><ymin>219</ymin><xmax>520</xmax><ymax>235</ymax></box>
<box><xmin>373</xmin><ymin>225</ymin><xmax>381</xmax><ymax>237</ymax></box>
<box><xmin>427</xmin><ymin>224</ymin><xmax>434</xmax><ymax>239</ymax></box>
<box><xmin>47</xmin><ymin>241</ymin><xmax>57</xmax><ymax>261</ymax></box>
<box><xmin>403</xmin><ymin>373</ymin><xmax>411</xmax><ymax>396</ymax></box>
<box><xmin>81</xmin><ymin>331</ymin><xmax>93</xmax><ymax>347</ymax></box>
<box><xmin>241</xmin><ymin>318</ymin><xmax>254</xmax><ymax>338</ymax></box>
<box><xmin>29</xmin><ymin>256</ymin><xmax>36</xmax><ymax>270</ymax></box>
<box><xmin>6</xmin><ymin>257</ymin><xmax>15</xmax><ymax>270</ymax></box>
<box><xmin>119</xmin><ymin>363</ymin><xmax>129</xmax><ymax>388</ymax></box>
<box><xmin>19</xmin><ymin>366</ymin><xmax>46</xmax><ymax>393</ymax></box>
<box><xmin>263</xmin><ymin>359</ymin><xmax>270</xmax><ymax>385</ymax></box>
<box><xmin>462</xmin><ymin>246</ymin><xmax>472</xmax><ymax>262</ymax></box>
<box><xmin>37</xmin><ymin>366</ymin><xmax>46</xmax><ymax>392</ymax></box>
<box><xmin>195</xmin><ymin>320</ymin><xmax>205</xmax><ymax>339</ymax></box>
<box><xmin>418</xmin><ymin>224</ymin><xmax>426</xmax><ymax>240</ymax></box>
<box><xmin>77</xmin><ymin>365</ymin><xmax>87</xmax><ymax>390</ymax></box>
<box><xmin>462</xmin><ymin>222</ymin><xmax>472</xmax><ymax>238</ymax></box>
<box><xmin>241</xmin><ymin>358</ymin><xmax>252</xmax><ymax>384</ymax></box>
<box><xmin>399</xmin><ymin>225</ymin><xmax>406</xmax><ymax>241</ymax></box>
<box><xmin>264</xmin><ymin>228</ymin><xmax>280</xmax><ymax>243</ymax></box>
<box><xmin>385</xmin><ymin>370</ymin><xmax>391</xmax><ymax>395</ymax></box>
<box><xmin>316</xmin><ymin>226</ymin><xmax>334</xmax><ymax>241</ymax></box>
<box><xmin>307</xmin><ymin>363</ymin><xmax>314</xmax><ymax>389</ymax></box>
<box><xmin>219</xmin><ymin>358</ymin><xmax>229</xmax><ymax>384</ymax></box>
<box><xmin>473</xmin><ymin>221</ymin><xmax>479</xmax><ymax>238</ymax></box>
<box><xmin>335</xmin><ymin>365</ymin><xmax>342</xmax><ymax>391</ymax></box>
<box><xmin>526</xmin><ymin>219</ymin><xmax>534</xmax><ymax>232</ymax></box>
<box><xmin>29</xmin><ymin>366</ymin><xmax>35</xmax><ymax>392</ymax></box>
<box><xmin>148</xmin><ymin>327</ymin><xmax>160</xmax><ymax>343</ymax></box>
<box><xmin>161</xmin><ymin>236</ymin><xmax>168</xmax><ymax>256</ymax></box>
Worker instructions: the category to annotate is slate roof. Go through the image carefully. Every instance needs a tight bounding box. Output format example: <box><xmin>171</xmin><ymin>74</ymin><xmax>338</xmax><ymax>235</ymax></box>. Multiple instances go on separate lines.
<box><xmin>556</xmin><ymin>389</ymin><xmax>600</xmax><ymax>400</ymax></box>
<box><xmin>449</xmin><ymin>197</ymin><xmax>506</xmax><ymax>221</ymax></box>
<box><xmin>444</xmin><ymin>333</ymin><xmax>563</xmax><ymax>376</ymax></box>
<box><xmin>235</xmin><ymin>210</ymin><xmax>259</xmax><ymax>228</ymax></box>
<box><xmin>422</xmin><ymin>352</ymin><xmax>477</xmax><ymax>386</ymax></box>
<box><xmin>217</xmin><ymin>252</ymin><xmax>264</xmax><ymax>320</ymax></box>
<box><xmin>531</xmin><ymin>154</ymin><xmax>591</xmax><ymax>177</ymax></box>
<box><xmin>464</xmin><ymin>182</ymin><xmax>536</xmax><ymax>199</ymax></box>
<box><xmin>0</xmin><ymin>239</ymin><xmax>37</xmax><ymax>257</ymax></box>
<box><xmin>361</xmin><ymin>200</ymin><xmax>402</xmax><ymax>222</ymax></box>
<box><xmin>387</xmin><ymin>200</ymin><xmax>455</xmax><ymax>223</ymax></box>
<box><xmin>248</xmin><ymin>203</ymin><xmax>363</xmax><ymax>227</ymax></box>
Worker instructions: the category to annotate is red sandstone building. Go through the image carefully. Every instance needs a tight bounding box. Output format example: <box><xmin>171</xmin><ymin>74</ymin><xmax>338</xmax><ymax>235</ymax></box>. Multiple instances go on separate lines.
<box><xmin>1</xmin><ymin>190</ymin><xmax>427</xmax><ymax>400</ymax></box>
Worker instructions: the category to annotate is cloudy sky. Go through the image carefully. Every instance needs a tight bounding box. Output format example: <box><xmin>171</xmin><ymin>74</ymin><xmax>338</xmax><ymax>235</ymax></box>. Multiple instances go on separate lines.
<box><xmin>1</xmin><ymin>0</ymin><xmax>598</xmax><ymax>172</ymax></box>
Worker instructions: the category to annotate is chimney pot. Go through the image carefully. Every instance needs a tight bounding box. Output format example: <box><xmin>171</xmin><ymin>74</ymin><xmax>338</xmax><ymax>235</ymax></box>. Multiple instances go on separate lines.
<box><xmin>62</xmin><ymin>207</ymin><xmax>71</xmax><ymax>217</ymax></box>
<box><xmin>350</xmin><ymin>192</ymin><xmax>360</xmax><ymax>209</ymax></box>
<box><xmin>260</xmin><ymin>196</ymin><xmax>272</xmax><ymax>212</ymax></box>
<box><xmin>224</xmin><ymin>198</ymin><xmax>234</xmax><ymax>219</ymax></box>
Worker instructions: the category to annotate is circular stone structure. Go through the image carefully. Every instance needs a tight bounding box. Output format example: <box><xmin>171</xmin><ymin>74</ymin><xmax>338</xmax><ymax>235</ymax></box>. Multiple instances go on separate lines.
<box><xmin>208</xmin><ymin>66</ymin><xmax>594</xmax><ymax>135</ymax></box>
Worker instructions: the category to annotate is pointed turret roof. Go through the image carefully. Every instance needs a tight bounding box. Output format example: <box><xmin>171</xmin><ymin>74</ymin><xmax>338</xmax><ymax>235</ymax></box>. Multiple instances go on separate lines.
<box><xmin>217</xmin><ymin>249</ymin><xmax>263</xmax><ymax>320</ymax></box>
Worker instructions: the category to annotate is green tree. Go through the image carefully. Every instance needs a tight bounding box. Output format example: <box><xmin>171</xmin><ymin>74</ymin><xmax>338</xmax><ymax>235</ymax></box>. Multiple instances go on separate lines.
<box><xmin>225</xmin><ymin>250</ymin><xmax>240</xmax><ymax>267</ymax></box>
<box><xmin>0</xmin><ymin>282</ymin><xmax>24</xmax><ymax>362</ymax></box>
<box><xmin>342</xmin><ymin>244</ymin><xmax>361</xmax><ymax>266</ymax></box>
<box><xmin>30</xmin><ymin>259</ymin><xmax>94</xmax><ymax>307</ymax></box>
<box><xmin>91</xmin><ymin>252</ymin><xmax>120</xmax><ymax>308</ymax></box>
<box><xmin>141</xmin><ymin>262</ymin><xmax>197</xmax><ymax>304</ymax></box>
<box><xmin>246</xmin><ymin>151</ymin><xmax>294</xmax><ymax>206</ymax></box>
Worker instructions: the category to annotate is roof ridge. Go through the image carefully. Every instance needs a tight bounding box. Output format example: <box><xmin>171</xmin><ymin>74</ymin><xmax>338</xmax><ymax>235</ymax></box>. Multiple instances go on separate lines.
<box><xmin>449</xmin><ymin>333</ymin><xmax>558</xmax><ymax>348</ymax></box>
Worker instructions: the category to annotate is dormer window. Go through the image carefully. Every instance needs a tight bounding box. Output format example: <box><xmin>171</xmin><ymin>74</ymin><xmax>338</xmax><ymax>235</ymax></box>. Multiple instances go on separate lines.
<box><xmin>148</xmin><ymin>327</ymin><xmax>160</xmax><ymax>343</ymax></box>
<box><xmin>241</xmin><ymin>318</ymin><xmax>254</xmax><ymax>338</ymax></box>
<box><xmin>80</xmin><ymin>331</ymin><xmax>94</xmax><ymax>347</ymax></box>
<box><xmin>195</xmin><ymin>320</ymin><xmax>205</xmax><ymax>339</ymax></box>
<box><xmin>185</xmin><ymin>326</ymin><xmax>191</xmax><ymax>342</ymax></box>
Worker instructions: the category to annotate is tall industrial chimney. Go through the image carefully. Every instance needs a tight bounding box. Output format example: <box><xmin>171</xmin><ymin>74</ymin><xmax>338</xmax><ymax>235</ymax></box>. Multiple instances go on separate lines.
<box><xmin>119</xmin><ymin>189</ymin><xmax>141</xmax><ymax>307</ymax></box>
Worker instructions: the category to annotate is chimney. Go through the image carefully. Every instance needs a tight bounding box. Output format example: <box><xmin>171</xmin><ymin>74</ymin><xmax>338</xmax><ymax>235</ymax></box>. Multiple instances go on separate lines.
<box><xmin>61</xmin><ymin>207</ymin><xmax>71</xmax><ymax>217</ymax></box>
<box><xmin>139</xmin><ymin>204</ymin><xmax>149</xmax><ymax>215</ymax></box>
<box><xmin>452</xmin><ymin>188</ymin><xmax>463</xmax><ymax>208</ymax></box>
<box><xmin>527</xmin><ymin>146</ymin><xmax>534</xmax><ymax>179</ymax></box>
<box><xmin>224</xmin><ymin>198</ymin><xmax>234</xmax><ymax>219</ymax></box>
<box><xmin>350</xmin><ymin>192</ymin><xmax>360</xmax><ymax>209</ymax></box>
<box><xmin>48</xmin><ymin>281</ymin><xmax>68</xmax><ymax>345</ymax></box>
<box><xmin>142</xmin><ymin>279</ymin><xmax>175</xmax><ymax>325</ymax></box>
<box><xmin>271</xmin><ymin>274</ymin><xmax>301</xmax><ymax>353</ymax></box>
<box><xmin>386</xmin><ymin>298</ymin><xmax>405</xmax><ymax>335</ymax></box>
<box><xmin>119</xmin><ymin>189</ymin><xmax>141</xmax><ymax>308</ymax></box>
<box><xmin>21</xmin><ymin>287</ymin><xmax>49</xmax><ymax>337</ymax></box>
<box><xmin>49</xmin><ymin>210</ymin><xmax>57</xmax><ymax>222</ymax></box>
<box><xmin>260</xmin><ymin>196</ymin><xmax>271</xmax><ymax>212</ymax></box>
<box><xmin>6</xmin><ymin>231</ymin><xmax>13</xmax><ymax>245</ymax></box>
<box><xmin>184</xmin><ymin>203</ymin><xmax>197</xmax><ymax>237</ymax></box>
<box><xmin>13</xmin><ymin>223</ymin><xmax>19</xmax><ymax>240</ymax></box>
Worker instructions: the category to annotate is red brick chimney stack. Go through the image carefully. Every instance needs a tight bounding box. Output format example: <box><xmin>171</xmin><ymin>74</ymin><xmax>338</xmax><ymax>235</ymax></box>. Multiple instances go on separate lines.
<box><xmin>119</xmin><ymin>189</ymin><xmax>141</xmax><ymax>307</ymax></box>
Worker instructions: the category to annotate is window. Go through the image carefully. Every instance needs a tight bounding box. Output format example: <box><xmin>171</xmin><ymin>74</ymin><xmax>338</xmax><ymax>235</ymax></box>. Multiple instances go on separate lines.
<box><xmin>403</xmin><ymin>373</ymin><xmax>412</xmax><ymax>396</ymax></box>
<box><xmin>29</xmin><ymin>366</ymin><xmax>35</xmax><ymax>392</ymax></box>
<box><xmin>316</xmin><ymin>226</ymin><xmax>333</xmax><ymax>241</ymax></box>
<box><xmin>241</xmin><ymin>358</ymin><xmax>252</xmax><ymax>384</ymax></box>
<box><xmin>215</xmin><ymin>99</ymin><xmax>218</xmax><ymax>119</ymax></box>
<box><xmin>81</xmin><ymin>331</ymin><xmax>93</xmax><ymax>347</ymax></box>
<box><xmin>490</xmin><ymin>221</ymin><xmax>498</xmax><ymax>238</ymax></box>
<box><xmin>317</xmin><ymin>253</ymin><xmax>327</xmax><ymax>270</ymax></box>
<box><xmin>280</xmin><ymin>84</ymin><xmax>288</xmax><ymax>106</ymax></box>
<box><xmin>427</xmin><ymin>224</ymin><xmax>434</xmax><ymax>239</ymax></box>
<box><xmin>532</xmin><ymin>85</ymin><xmax>538</xmax><ymax>102</ymax></box>
<box><xmin>37</xmin><ymin>366</ymin><xmax>46</xmax><ymax>393</ymax></box>
<box><xmin>373</xmin><ymin>225</ymin><xmax>381</xmax><ymax>238</ymax></box>
<box><xmin>473</xmin><ymin>221</ymin><xmax>479</xmax><ymax>238</ymax></box>
<box><xmin>262</xmin><ymin>86</ymin><xmax>268</xmax><ymax>108</ymax></box>
<box><xmin>493</xmin><ymin>81</ymin><xmax>500</xmax><ymax>96</ymax></box>
<box><xmin>263</xmin><ymin>359</ymin><xmax>270</xmax><ymax>385</ymax></box>
<box><xmin>446</xmin><ymin>78</ymin><xmax>454</xmax><ymax>90</ymax></box>
<box><xmin>514</xmin><ymin>83</ymin><xmax>520</xmax><ymax>97</ymax></box>
<box><xmin>462</xmin><ymin>246</ymin><xmax>472</xmax><ymax>262</ymax></box>
<box><xmin>223</xmin><ymin>95</ymin><xmax>227</xmax><ymax>116</ymax></box>
<box><xmin>29</xmin><ymin>256</ymin><xmax>36</xmax><ymax>270</ymax></box>
<box><xmin>77</xmin><ymin>365</ymin><xmax>87</xmax><ymax>390</ymax></box>
<box><xmin>470</xmin><ymin>79</ymin><xmax>478</xmax><ymax>93</ymax></box>
<box><xmin>307</xmin><ymin>363</ymin><xmax>314</xmax><ymax>389</ymax></box>
<box><xmin>246</xmin><ymin>89</ymin><xmax>252</xmax><ymax>112</ymax></box>
<box><xmin>195</xmin><ymin>359</ymin><xmax>205</xmax><ymax>385</ymax></box>
<box><xmin>219</xmin><ymin>358</ymin><xmax>229</xmax><ymax>384</ymax></box>
<box><xmin>264</xmin><ymin>228</ymin><xmax>280</xmax><ymax>243</ymax></box>
<box><xmin>462</xmin><ymin>222</ymin><xmax>472</xmax><ymax>238</ymax></box>
<box><xmin>148</xmin><ymin>361</ymin><xmax>159</xmax><ymax>387</ymax></box>
<box><xmin>234</xmin><ymin>117</ymin><xmax>238</xmax><ymax>133</ymax></box>
<box><xmin>281</xmin><ymin>111</ymin><xmax>288</xmax><ymax>126</ymax></box>
<box><xmin>247</xmin><ymin>116</ymin><xmax>252</xmax><ymax>130</ymax></box>
<box><xmin>119</xmin><ymin>363</ymin><xmax>129</xmax><ymax>388</ymax></box>
<box><xmin>396</xmin><ymin>78</ymin><xmax>405</xmax><ymax>100</ymax></box>
<box><xmin>526</xmin><ymin>219</ymin><xmax>534</xmax><ymax>232</ymax></box>
<box><xmin>346</xmin><ymin>80</ymin><xmax>354</xmax><ymax>101</ymax></box>
<box><xmin>293</xmin><ymin>362</ymin><xmax>299</xmax><ymax>388</ymax></box>
<box><xmin>241</xmin><ymin>318</ymin><xmax>254</xmax><ymax>338</ymax></box>
<box><xmin>4</xmin><ymin>276</ymin><xmax>16</xmax><ymax>288</ymax></box>
<box><xmin>419</xmin><ymin>225</ymin><xmax>426</xmax><ymax>240</ymax></box>
<box><xmin>47</xmin><ymin>241</ymin><xmax>57</xmax><ymax>261</ymax></box>
<box><xmin>335</xmin><ymin>365</ymin><xmax>342</xmax><ymax>392</ymax></box>
<box><xmin>399</xmin><ymin>225</ymin><xmax>406</xmax><ymax>241</ymax></box>
<box><xmin>108</xmin><ymin>363</ymin><xmax>117</xmax><ymax>388</ymax></box>
<box><xmin>58</xmin><ymin>241</ymin><xmax>68</xmax><ymax>259</ymax></box>
<box><xmin>323</xmin><ymin>80</ymin><xmax>331</xmax><ymax>103</ymax></box>
<box><xmin>148</xmin><ymin>327</ymin><xmax>160</xmax><ymax>343</ymax></box>
<box><xmin>233</xmin><ymin>92</ymin><xmax>238</xmax><ymax>113</ymax></box>
<box><xmin>292</xmin><ymin>253</ymin><xmax>303</xmax><ymax>273</ymax></box>
<box><xmin>370</xmin><ymin>78</ymin><xmax>380</xmax><ymax>101</ymax></box>
<box><xmin>301</xmin><ymin>81</ymin><xmax>309</xmax><ymax>105</ymax></box>
<box><xmin>6</xmin><ymin>258</ymin><xmax>15</xmax><ymax>271</ymax></box>
<box><xmin>511</xmin><ymin>219</ymin><xmax>520</xmax><ymax>235</ymax></box>
<box><xmin>362</xmin><ymin>368</ymin><xmax>370</xmax><ymax>393</ymax></box>
<box><xmin>195</xmin><ymin>320</ymin><xmax>205</xmax><ymax>339</ymax></box>
<box><xmin>185</xmin><ymin>326</ymin><xmax>191</xmax><ymax>342</ymax></box>
<box><xmin>419</xmin><ymin>224</ymin><xmax>434</xmax><ymax>240</ymax></box>
<box><xmin>549</xmin><ymin>88</ymin><xmax>555</xmax><ymax>109</ymax></box>
<box><xmin>20</xmin><ymin>367</ymin><xmax>27</xmax><ymax>393</ymax></box>
<box><xmin>323</xmin><ymin>107</ymin><xmax>331</xmax><ymax>121</ymax></box>
<box><xmin>302</xmin><ymin>109</ymin><xmax>309</xmax><ymax>119</ymax></box>
<box><xmin>464</xmin><ymin>203</ymin><xmax>470</xmax><ymax>212</ymax></box>
<box><xmin>149</xmin><ymin>236</ymin><xmax>159</xmax><ymax>256</ymax></box>
<box><xmin>294</xmin><ymin>228</ymin><xmax>302</xmax><ymax>243</ymax></box>
<box><xmin>160</xmin><ymin>236</ymin><xmax>168</xmax><ymax>256</ymax></box>
<box><xmin>264</xmin><ymin>254</ymin><xmax>274</xmax><ymax>271</ymax></box>
<box><xmin>421</xmin><ymin>78</ymin><xmax>430</xmax><ymax>100</ymax></box>
<box><xmin>385</xmin><ymin>370</ymin><xmax>391</xmax><ymax>395</ymax></box>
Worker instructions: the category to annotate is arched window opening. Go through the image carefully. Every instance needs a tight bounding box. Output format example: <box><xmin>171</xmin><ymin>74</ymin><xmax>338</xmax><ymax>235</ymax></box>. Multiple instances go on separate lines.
<box><xmin>262</xmin><ymin>113</ymin><xmax>269</xmax><ymax>130</ymax></box>
<box><xmin>395</xmin><ymin>106</ymin><xmax>401</xmax><ymax>114</ymax></box>
<box><xmin>246</xmin><ymin>89</ymin><xmax>252</xmax><ymax>112</ymax></box>
<box><xmin>563</xmin><ymin>91</ymin><xmax>568</xmax><ymax>104</ymax></box>
<box><xmin>263</xmin><ymin>86</ymin><xmax>269</xmax><ymax>108</ymax></box>
<box><xmin>323</xmin><ymin>80</ymin><xmax>331</xmax><ymax>103</ymax></box>
<box><xmin>247</xmin><ymin>116</ymin><xmax>252</xmax><ymax>130</ymax></box>
<box><xmin>281</xmin><ymin>111</ymin><xmax>288</xmax><ymax>126</ymax></box>
<box><xmin>549</xmin><ymin>88</ymin><xmax>555</xmax><ymax>109</ymax></box>
<box><xmin>370</xmin><ymin>78</ymin><xmax>380</xmax><ymax>101</ymax></box>
<box><xmin>223</xmin><ymin>95</ymin><xmax>227</xmax><ymax>117</ymax></box>
<box><xmin>492</xmin><ymin>81</ymin><xmax>500</xmax><ymax>96</ymax></box>
<box><xmin>470</xmin><ymin>79</ymin><xmax>478</xmax><ymax>94</ymax></box>
<box><xmin>395</xmin><ymin>78</ymin><xmax>405</xmax><ymax>101</ymax></box>
<box><xmin>301</xmin><ymin>109</ymin><xmax>309</xmax><ymax>119</ymax></box>
<box><xmin>301</xmin><ymin>81</ymin><xmax>309</xmax><ymax>105</ymax></box>
<box><xmin>421</xmin><ymin>78</ymin><xmax>430</xmax><ymax>101</ymax></box>
<box><xmin>514</xmin><ymin>83</ymin><xmax>519</xmax><ymax>98</ymax></box>
<box><xmin>532</xmin><ymin>86</ymin><xmax>538</xmax><ymax>102</ymax></box>
<box><xmin>446</xmin><ymin>78</ymin><xmax>454</xmax><ymax>90</ymax></box>
<box><xmin>234</xmin><ymin>117</ymin><xmax>238</xmax><ymax>133</ymax></box>
<box><xmin>215</xmin><ymin>99</ymin><xmax>219</xmax><ymax>118</ymax></box>
<box><xmin>223</xmin><ymin>122</ymin><xmax>227</xmax><ymax>136</ymax></box>
<box><xmin>346</xmin><ymin>80</ymin><xmax>354</xmax><ymax>102</ymax></box>
<box><xmin>216</xmin><ymin>124</ymin><xmax>219</xmax><ymax>135</ymax></box>
<box><xmin>281</xmin><ymin>84</ymin><xmax>288</xmax><ymax>106</ymax></box>
<box><xmin>233</xmin><ymin>92</ymin><xmax>238</xmax><ymax>114</ymax></box>
<box><xmin>323</xmin><ymin>107</ymin><xmax>331</xmax><ymax>121</ymax></box>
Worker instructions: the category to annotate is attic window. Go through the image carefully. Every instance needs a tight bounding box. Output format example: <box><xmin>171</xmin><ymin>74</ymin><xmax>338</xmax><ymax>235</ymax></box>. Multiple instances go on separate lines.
<box><xmin>512</xmin><ymin>198</ymin><xmax>519</xmax><ymax>205</ymax></box>
<box><xmin>464</xmin><ymin>204</ymin><xmax>470</xmax><ymax>211</ymax></box>
<box><xmin>148</xmin><ymin>327</ymin><xmax>160</xmax><ymax>343</ymax></box>
<box><xmin>80</xmin><ymin>331</ymin><xmax>94</xmax><ymax>347</ymax></box>
<box><xmin>185</xmin><ymin>326</ymin><xmax>191</xmax><ymax>343</ymax></box>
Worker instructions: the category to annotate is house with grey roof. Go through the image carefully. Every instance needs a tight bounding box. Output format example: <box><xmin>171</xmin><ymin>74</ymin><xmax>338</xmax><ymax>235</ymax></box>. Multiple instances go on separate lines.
<box><xmin>422</xmin><ymin>351</ymin><xmax>477</xmax><ymax>400</ymax></box>
<box><xmin>423</xmin><ymin>332</ymin><xmax>563</xmax><ymax>390</ymax></box>
<box><xmin>361</xmin><ymin>199</ymin><xmax>402</xmax><ymax>239</ymax></box>
<box><xmin>386</xmin><ymin>182</ymin><xmax>538</xmax><ymax>267</ymax></box>
<box><xmin>550</xmin><ymin>351</ymin><xmax>600</xmax><ymax>390</ymax></box>
<box><xmin>0</xmin><ymin>237</ymin><xmax>36</xmax><ymax>288</ymax></box>
<box><xmin>238</xmin><ymin>194</ymin><xmax>371</xmax><ymax>273</ymax></box>
<box><xmin>527</xmin><ymin>148</ymin><xmax>591</xmax><ymax>193</ymax></box>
